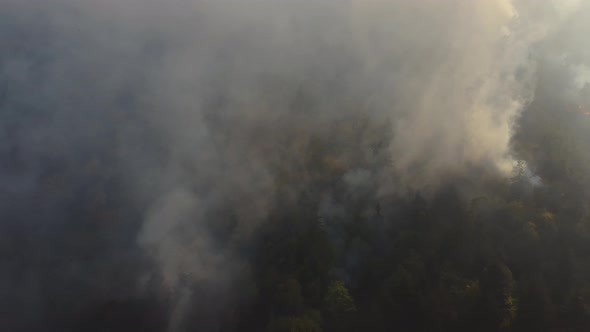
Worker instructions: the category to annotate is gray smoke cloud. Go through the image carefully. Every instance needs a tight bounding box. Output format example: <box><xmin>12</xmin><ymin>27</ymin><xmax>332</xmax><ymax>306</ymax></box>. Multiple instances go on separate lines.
<box><xmin>1</xmin><ymin>0</ymin><xmax>588</xmax><ymax>330</ymax></box>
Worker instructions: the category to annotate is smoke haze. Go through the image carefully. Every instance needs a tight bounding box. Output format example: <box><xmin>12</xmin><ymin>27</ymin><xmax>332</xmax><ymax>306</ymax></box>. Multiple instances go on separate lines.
<box><xmin>1</xmin><ymin>0</ymin><xmax>589</xmax><ymax>330</ymax></box>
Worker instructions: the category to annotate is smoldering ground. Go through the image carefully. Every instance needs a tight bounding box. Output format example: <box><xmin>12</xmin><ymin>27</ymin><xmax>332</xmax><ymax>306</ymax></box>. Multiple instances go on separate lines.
<box><xmin>1</xmin><ymin>0</ymin><xmax>589</xmax><ymax>331</ymax></box>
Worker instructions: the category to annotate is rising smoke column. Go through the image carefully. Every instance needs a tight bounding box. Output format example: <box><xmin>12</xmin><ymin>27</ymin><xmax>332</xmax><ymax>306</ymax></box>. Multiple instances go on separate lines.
<box><xmin>111</xmin><ymin>1</ymin><xmax>584</xmax><ymax>329</ymax></box>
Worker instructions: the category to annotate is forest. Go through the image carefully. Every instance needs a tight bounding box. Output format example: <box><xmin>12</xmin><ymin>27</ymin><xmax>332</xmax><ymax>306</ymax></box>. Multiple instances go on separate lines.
<box><xmin>2</xmin><ymin>1</ymin><xmax>590</xmax><ymax>331</ymax></box>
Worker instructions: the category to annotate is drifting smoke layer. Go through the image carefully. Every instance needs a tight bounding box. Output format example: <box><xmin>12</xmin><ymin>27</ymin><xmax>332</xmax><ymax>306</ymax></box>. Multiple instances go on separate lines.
<box><xmin>112</xmin><ymin>0</ymin><xmax>574</xmax><ymax>289</ymax></box>
<box><xmin>0</xmin><ymin>0</ymin><xmax>584</xmax><ymax>330</ymax></box>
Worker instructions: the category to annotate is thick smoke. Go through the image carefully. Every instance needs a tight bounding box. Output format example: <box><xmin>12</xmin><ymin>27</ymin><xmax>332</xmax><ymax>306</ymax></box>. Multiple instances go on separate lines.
<box><xmin>0</xmin><ymin>0</ymin><xmax>586</xmax><ymax>330</ymax></box>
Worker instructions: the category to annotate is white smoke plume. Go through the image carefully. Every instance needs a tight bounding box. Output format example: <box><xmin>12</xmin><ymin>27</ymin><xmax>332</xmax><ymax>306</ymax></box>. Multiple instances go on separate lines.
<box><xmin>124</xmin><ymin>5</ymin><xmax>585</xmax><ymax>329</ymax></box>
